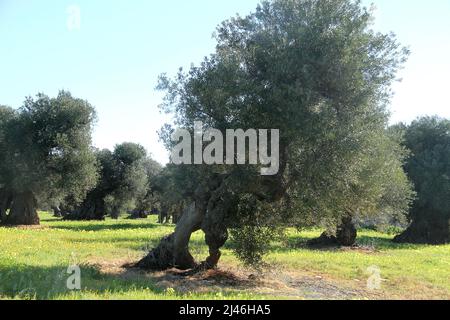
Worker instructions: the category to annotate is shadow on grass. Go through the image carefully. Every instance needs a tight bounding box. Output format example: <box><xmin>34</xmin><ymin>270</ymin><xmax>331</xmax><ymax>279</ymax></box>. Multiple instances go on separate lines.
<box><xmin>0</xmin><ymin>263</ymin><xmax>163</xmax><ymax>300</ymax></box>
<box><xmin>55</xmin><ymin>233</ymin><xmax>209</xmax><ymax>253</ymax></box>
<box><xmin>0</xmin><ymin>263</ymin><xmax>257</xmax><ymax>300</ymax></box>
<box><xmin>49</xmin><ymin>222</ymin><xmax>164</xmax><ymax>232</ymax></box>
<box><xmin>280</xmin><ymin>232</ymin><xmax>432</xmax><ymax>252</ymax></box>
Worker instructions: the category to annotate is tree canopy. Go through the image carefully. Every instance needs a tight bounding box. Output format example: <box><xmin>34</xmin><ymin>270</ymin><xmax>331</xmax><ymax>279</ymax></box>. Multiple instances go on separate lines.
<box><xmin>0</xmin><ymin>91</ymin><xmax>98</xmax><ymax>225</ymax></box>
<box><xmin>394</xmin><ymin>117</ymin><xmax>450</xmax><ymax>244</ymax></box>
<box><xmin>64</xmin><ymin>142</ymin><xmax>154</xmax><ymax>220</ymax></box>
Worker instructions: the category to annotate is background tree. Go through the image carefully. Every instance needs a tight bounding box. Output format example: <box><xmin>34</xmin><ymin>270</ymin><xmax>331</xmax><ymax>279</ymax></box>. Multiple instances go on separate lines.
<box><xmin>137</xmin><ymin>0</ymin><xmax>409</xmax><ymax>270</ymax></box>
<box><xmin>394</xmin><ymin>117</ymin><xmax>450</xmax><ymax>244</ymax></box>
<box><xmin>129</xmin><ymin>157</ymin><xmax>163</xmax><ymax>219</ymax></box>
<box><xmin>149</xmin><ymin>164</ymin><xmax>197</xmax><ymax>224</ymax></box>
<box><xmin>0</xmin><ymin>92</ymin><xmax>98</xmax><ymax>225</ymax></box>
<box><xmin>0</xmin><ymin>105</ymin><xmax>16</xmax><ymax>223</ymax></box>
<box><xmin>307</xmin><ymin>128</ymin><xmax>414</xmax><ymax>247</ymax></box>
<box><xmin>65</xmin><ymin>143</ymin><xmax>149</xmax><ymax>220</ymax></box>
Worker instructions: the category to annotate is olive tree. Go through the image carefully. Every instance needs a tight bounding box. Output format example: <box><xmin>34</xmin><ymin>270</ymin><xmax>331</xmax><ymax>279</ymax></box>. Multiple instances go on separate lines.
<box><xmin>0</xmin><ymin>92</ymin><xmax>98</xmax><ymax>225</ymax></box>
<box><xmin>129</xmin><ymin>157</ymin><xmax>163</xmax><ymax>219</ymax></box>
<box><xmin>394</xmin><ymin>117</ymin><xmax>450</xmax><ymax>244</ymax></box>
<box><xmin>137</xmin><ymin>0</ymin><xmax>410</xmax><ymax>270</ymax></box>
<box><xmin>64</xmin><ymin>143</ymin><xmax>149</xmax><ymax>220</ymax></box>
<box><xmin>307</xmin><ymin>129</ymin><xmax>414</xmax><ymax>247</ymax></box>
<box><xmin>0</xmin><ymin>105</ymin><xmax>16</xmax><ymax>222</ymax></box>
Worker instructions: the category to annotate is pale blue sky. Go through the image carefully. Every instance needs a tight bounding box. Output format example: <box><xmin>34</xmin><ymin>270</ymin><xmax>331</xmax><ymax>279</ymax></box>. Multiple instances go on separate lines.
<box><xmin>1</xmin><ymin>1</ymin><xmax>449</xmax><ymax>164</ymax></box>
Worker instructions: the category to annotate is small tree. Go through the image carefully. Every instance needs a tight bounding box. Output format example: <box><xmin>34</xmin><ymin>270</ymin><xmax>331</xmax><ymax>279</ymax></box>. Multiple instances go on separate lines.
<box><xmin>394</xmin><ymin>117</ymin><xmax>450</xmax><ymax>244</ymax></box>
<box><xmin>0</xmin><ymin>92</ymin><xmax>98</xmax><ymax>225</ymax></box>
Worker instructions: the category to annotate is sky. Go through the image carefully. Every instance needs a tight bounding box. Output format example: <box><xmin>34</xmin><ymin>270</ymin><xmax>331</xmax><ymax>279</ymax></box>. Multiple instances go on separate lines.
<box><xmin>1</xmin><ymin>0</ymin><xmax>449</xmax><ymax>165</ymax></box>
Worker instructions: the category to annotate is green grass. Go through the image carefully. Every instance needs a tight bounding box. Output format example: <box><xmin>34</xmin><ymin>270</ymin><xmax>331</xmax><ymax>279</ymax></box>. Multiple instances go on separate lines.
<box><xmin>271</xmin><ymin>229</ymin><xmax>450</xmax><ymax>299</ymax></box>
<box><xmin>0</xmin><ymin>212</ymin><xmax>449</xmax><ymax>300</ymax></box>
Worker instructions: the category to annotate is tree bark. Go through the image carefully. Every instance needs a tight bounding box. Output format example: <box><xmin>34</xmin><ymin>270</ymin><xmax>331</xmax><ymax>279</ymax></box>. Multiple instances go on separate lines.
<box><xmin>137</xmin><ymin>202</ymin><xmax>204</xmax><ymax>270</ymax></box>
<box><xmin>336</xmin><ymin>216</ymin><xmax>357</xmax><ymax>246</ymax></box>
<box><xmin>394</xmin><ymin>213</ymin><xmax>450</xmax><ymax>244</ymax></box>
<box><xmin>0</xmin><ymin>190</ymin><xmax>13</xmax><ymax>223</ymax></box>
<box><xmin>158</xmin><ymin>204</ymin><xmax>169</xmax><ymax>224</ymax></box>
<box><xmin>172</xmin><ymin>204</ymin><xmax>184</xmax><ymax>224</ymax></box>
<box><xmin>129</xmin><ymin>209</ymin><xmax>149</xmax><ymax>219</ymax></box>
<box><xmin>52</xmin><ymin>206</ymin><xmax>62</xmax><ymax>218</ymax></box>
<box><xmin>64</xmin><ymin>197</ymin><xmax>105</xmax><ymax>221</ymax></box>
<box><xmin>137</xmin><ymin>156</ymin><xmax>288</xmax><ymax>271</ymax></box>
<box><xmin>199</xmin><ymin>191</ymin><xmax>234</xmax><ymax>269</ymax></box>
<box><xmin>4</xmin><ymin>191</ymin><xmax>40</xmax><ymax>226</ymax></box>
<box><xmin>137</xmin><ymin>178</ymin><xmax>223</xmax><ymax>270</ymax></box>
<box><xmin>110</xmin><ymin>206</ymin><xmax>120</xmax><ymax>220</ymax></box>
<box><xmin>308</xmin><ymin>216</ymin><xmax>357</xmax><ymax>247</ymax></box>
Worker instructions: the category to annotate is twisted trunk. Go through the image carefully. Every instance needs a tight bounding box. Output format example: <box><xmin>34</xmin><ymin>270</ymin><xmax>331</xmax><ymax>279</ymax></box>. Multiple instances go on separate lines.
<box><xmin>158</xmin><ymin>203</ymin><xmax>169</xmax><ymax>224</ymax></box>
<box><xmin>336</xmin><ymin>216</ymin><xmax>357</xmax><ymax>246</ymax></box>
<box><xmin>137</xmin><ymin>149</ymin><xmax>288</xmax><ymax>271</ymax></box>
<box><xmin>137</xmin><ymin>202</ymin><xmax>203</xmax><ymax>270</ymax></box>
<box><xmin>137</xmin><ymin>179</ymin><xmax>226</xmax><ymax>271</ymax></box>
<box><xmin>394</xmin><ymin>212</ymin><xmax>450</xmax><ymax>244</ymax></box>
<box><xmin>129</xmin><ymin>209</ymin><xmax>149</xmax><ymax>219</ymax></box>
<box><xmin>110</xmin><ymin>206</ymin><xmax>120</xmax><ymax>220</ymax></box>
<box><xmin>200</xmin><ymin>193</ymin><xmax>232</xmax><ymax>269</ymax></box>
<box><xmin>64</xmin><ymin>197</ymin><xmax>105</xmax><ymax>221</ymax></box>
<box><xmin>308</xmin><ymin>216</ymin><xmax>357</xmax><ymax>247</ymax></box>
<box><xmin>172</xmin><ymin>204</ymin><xmax>184</xmax><ymax>224</ymax></box>
<box><xmin>52</xmin><ymin>206</ymin><xmax>62</xmax><ymax>218</ymax></box>
<box><xmin>3</xmin><ymin>191</ymin><xmax>40</xmax><ymax>226</ymax></box>
<box><xmin>0</xmin><ymin>190</ymin><xmax>13</xmax><ymax>223</ymax></box>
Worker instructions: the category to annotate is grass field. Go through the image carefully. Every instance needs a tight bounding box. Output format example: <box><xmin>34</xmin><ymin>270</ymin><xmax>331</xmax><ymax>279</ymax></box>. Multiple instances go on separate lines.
<box><xmin>0</xmin><ymin>212</ymin><xmax>449</xmax><ymax>300</ymax></box>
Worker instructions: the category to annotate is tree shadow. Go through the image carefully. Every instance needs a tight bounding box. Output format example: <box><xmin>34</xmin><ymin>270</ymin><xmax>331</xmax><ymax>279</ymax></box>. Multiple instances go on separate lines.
<box><xmin>49</xmin><ymin>222</ymin><xmax>162</xmax><ymax>232</ymax></box>
<box><xmin>284</xmin><ymin>233</ymin><xmax>433</xmax><ymax>252</ymax></box>
<box><xmin>0</xmin><ymin>262</ymin><xmax>260</xmax><ymax>300</ymax></box>
<box><xmin>0</xmin><ymin>263</ymin><xmax>163</xmax><ymax>300</ymax></box>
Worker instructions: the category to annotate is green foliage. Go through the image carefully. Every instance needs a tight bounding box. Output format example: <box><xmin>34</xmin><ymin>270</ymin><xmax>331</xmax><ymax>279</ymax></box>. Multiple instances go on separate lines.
<box><xmin>403</xmin><ymin>117</ymin><xmax>450</xmax><ymax>218</ymax></box>
<box><xmin>0</xmin><ymin>92</ymin><xmax>98</xmax><ymax>207</ymax></box>
<box><xmin>80</xmin><ymin>143</ymin><xmax>154</xmax><ymax>218</ymax></box>
<box><xmin>230</xmin><ymin>195</ymin><xmax>284</xmax><ymax>267</ymax></box>
<box><xmin>133</xmin><ymin>157</ymin><xmax>163</xmax><ymax>213</ymax></box>
<box><xmin>156</xmin><ymin>0</ymin><xmax>411</xmax><ymax>265</ymax></box>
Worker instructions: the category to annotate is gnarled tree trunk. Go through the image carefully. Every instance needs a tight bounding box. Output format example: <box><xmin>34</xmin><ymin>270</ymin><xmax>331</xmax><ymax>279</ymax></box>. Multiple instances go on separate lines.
<box><xmin>129</xmin><ymin>209</ymin><xmax>149</xmax><ymax>219</ymax></box>
<box><xmin>137</xmin><ymin>153</ymin><xmax>288</xmax><ymax>271</ymax></box>
<box><xmin>0</xmin><ymin>190</ymin><xmax>13</xmax><ymax>223</ymax></box>
<box><xmin>394</xmin><ymin>213</ymin><xmax>450</xmax><ymax>244</ymax></box>
<box><xmin>336</xmin><ymin>216</ymin><xmax>357</xmax><ymax>246</ymax></box>
<box><xmin>158</xmin><ymin>203</ymin><xmax>169</xmax><ymax>224</ymax></box>
<box><xmin>110</xmin><ymin>206</ymin><xmax>120</xmax><ymax>220</ymax></box>
<box><xmin>52</xmin><ymin>206</ymin><xmax>63</xmax><ymax>218</ymax></box>
<box><xmin>64</xmin><ymin>197</ymin><xmax>105</xmax><ymax>221</ymax></box>
<box><xmin>137</xmin><ymin>179</ymin><xmax>226</xmax><ymax>271</ymax></box>
<box><xmin>137</xmin><ymin>201</ymin><xmax>204</xmax><ymax>270</ymax></box>
<box><xmin>4</xmin><ymin>191</ymin><xmax>40</xmax><ymax>226</ymax></box>
<box><xmin>172</xmin><ymin>203</ymin><xmax>184</xmax><ymax>224</ymax></box>
<box><xmin>308</xmin><ymin>216</ymin><xmax>357</xmax><ymax>247</ymax></box>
